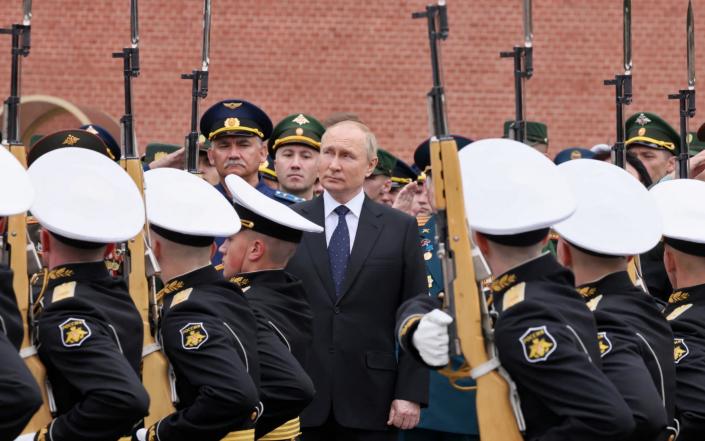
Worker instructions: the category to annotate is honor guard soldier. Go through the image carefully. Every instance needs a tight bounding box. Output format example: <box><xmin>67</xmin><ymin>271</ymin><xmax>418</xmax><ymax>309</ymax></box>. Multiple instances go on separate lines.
<box><xmin>625</xmin><ymin>113</ymin><xmax>681</xmax><ymax>301</ymax></box>
<box><xmin>397</xmin><ymin>139</ymin><xmax>636</xmax><ymax>441</ymax></box>
<box><xmin>554</xmin><ymin>159</ymin><xmax>677</xmax><ymax>441</ymax></box>
<box><xmin>400</xmin><ymin>136</ymin><xmax>479</xmax><ymax>441</ymax></box>
<box><xmin>24</xmin><ymin>144</ymin><xmax>149</xmax><ymax>441</ymax></box>
<box><xmin>503</xmin><ymin>120</ymin><xmax>549</xmax><ymax>154</ymax></box>
<box><xmin>625</xmin><ymin>112</ymin><xmax>680</xmax><ymax>184</ymax></box>
<box><xmin>143</xmin><ymin>168</ymin><xmax>261</xmax><ymax>441</ymax></box>
<box><xmin>221</xmin><ymin>174</ymin><xmax>320</xmax><ymax>440</ymax></box>
<box><xmin>0</xmin><ymin>147</ymin><xmax>43</xmax><ymax>441</ymax></box>
<box><xmin>268</xmin><ymin>113</ymin><xmax>326</xmax><ymax>202</ymax></box>
<box><xmin>362</xmin><ymin>148</ymin><xmax>396</xmax><ymax>204</ymax></box>
<box><xmin>651</xmin><ymin>179</ymin><xmax>705</xmax><ymax>441</ymax></box>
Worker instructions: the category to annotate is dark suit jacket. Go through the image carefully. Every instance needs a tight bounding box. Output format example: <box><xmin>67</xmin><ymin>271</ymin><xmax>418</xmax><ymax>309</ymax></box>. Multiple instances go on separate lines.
<box><xmin>286</xmin><ymin>194</ymin><xmax>429</xmax><ymax>431</ymax></box>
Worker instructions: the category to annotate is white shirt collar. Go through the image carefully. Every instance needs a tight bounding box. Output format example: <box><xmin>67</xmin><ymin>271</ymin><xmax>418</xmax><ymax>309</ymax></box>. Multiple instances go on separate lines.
<box><xmin>323</xmin><ymin>189</ymin><xmax>365</xmax><ymax>219</ymax></box>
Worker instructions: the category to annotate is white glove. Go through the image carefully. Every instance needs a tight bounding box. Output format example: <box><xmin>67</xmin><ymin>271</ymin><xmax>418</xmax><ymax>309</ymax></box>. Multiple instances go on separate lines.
<box><xmin>14</xmin><ymin>434</ymin><xmax>36</xmax><ymax>441</ymax></box>
<box><xmin>135</xmin><ymin>428</ymin><xmax>147</xmax><ymax>441</ymax></box>
<box><xmin>412</xmin><ymin>309</ymin><xmax>453</xmax><ymax>367</ymax></box>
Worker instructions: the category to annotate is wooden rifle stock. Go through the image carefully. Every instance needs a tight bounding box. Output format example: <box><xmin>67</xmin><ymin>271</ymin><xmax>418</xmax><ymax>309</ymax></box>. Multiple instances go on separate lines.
<box><xmin>430</xmin><ymin>137</ymin><xmax>523</xmax><ymax>441</ymax></box>
<box><xmin>122</xmin><ymin>158</ymin><xmax>175</xmax><ymax>425</ymax></box>
<box><xmin>6</xmin><ymin>144</ymin><xmax>52</xmax><ymax>433</ymax></box>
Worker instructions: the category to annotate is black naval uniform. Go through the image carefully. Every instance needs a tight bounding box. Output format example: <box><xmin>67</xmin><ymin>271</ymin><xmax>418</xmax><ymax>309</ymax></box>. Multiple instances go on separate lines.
<box><xmin>35</xmin><ymin>261</ymin><xmax>149</xmax><ymax>440</ymax></box>
<box><xmin>153</xmin><ymin>264</ymin><xmax>261</xmax><ymax>441</ymax></box>
<box><xmin>235</xmin><ymin>270</ymin><xmax>314</xmax><ymax>365</ymax></box>
<box><xmin>397</xmin><ymin>254</ymin><xmax>636</xmax><ymax>441</ymax></box>
<box><xmin>578</xmin><ymin>271</ymin><xmax>676</xmax><ymax>441</ymax></box>
<box><xmin>0</xmin><ymin>263</ymin><xmax>42</xmax><ymax>440</ymax></box>
<box><xmin>232</xmin><ymin>271</ymin><xmax>315</xmax><ymax>439</ymax></box>
<box><xmin>664</xmin><ymin>282</ymin><xmax>705</xmax><ymax>441</ymax></box>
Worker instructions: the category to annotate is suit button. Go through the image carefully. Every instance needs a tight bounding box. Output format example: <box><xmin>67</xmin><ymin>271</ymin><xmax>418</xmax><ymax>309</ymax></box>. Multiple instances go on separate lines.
<box><xmin>334</xmin><ymin>307</ymin><xmax>340</xmax><ymax>314</ymax></box>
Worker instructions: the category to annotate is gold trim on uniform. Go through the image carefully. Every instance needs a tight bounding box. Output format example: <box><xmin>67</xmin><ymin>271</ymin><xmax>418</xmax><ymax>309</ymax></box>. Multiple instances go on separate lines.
<box><xmin>48</xmin><ymin>267</ymin><xmax>74</xmax><ymax>280</ymax></box>
<box><xmin>209</xmin><ymin>126</ymin><xmax>264</xmax><ymax>141</ymax></box>
<box><xmin>490</xmin><ymin>274</ymin><xmax>517</xmax><ymax>293</ymax></box>
<box><xmin>258</xmin><ymin>417</ymin><xmax>301</xmax><ymax>440</ymax></box>
<box><xmin>156</xmin><ymin>280</ymin><xmax>185</xmax><ymax>302</ymax></box>
<box><xmin>221</xmin><ymin>429</ymin><xmax>256</xmax><ymax>441</ymax></box>
<box><xmin>668</xmin><ymin>291</ymin><xmax>689</xmax><ymax>304</ymax></box>
<box><xmin>170</xmin><ymin>288</ymin><xmax>193</xmax><ymax>308</ymax></box>
<box><xmin>272</xmin><ymin>135</ymin><xmax>321</xmax><ymax>150</ymax></box>
<box><xmin>625</xmin><ymin>136</ymin><xmax>676</xmax><ymax>151</ymax></box>
<box><xmin>577</xmin><ymin>286</ymin><xmax>597</xmax><ymax>298</ymax></box>
<box><xmin>398</xmin><ymin>314</ymin><xmax>423</xmax><ymax>344</ymax></box>
<box><xmin>230</xmin><ymin>276</ymin><xmax>251</xmax><ymax>288</ymax></box>
<box><xmin>223</xmin><ymin>102</ymin><xmax>243</xmax><ymax>110</ymax></box>
<box><xmin>667</xmin><ymin>303</ymin><xmax>693</xmax><ymax>321</ymax></box>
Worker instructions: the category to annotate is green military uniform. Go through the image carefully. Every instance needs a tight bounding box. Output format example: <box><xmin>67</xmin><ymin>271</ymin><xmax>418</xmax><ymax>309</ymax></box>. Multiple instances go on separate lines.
<box><xmin>502</xmin><ymin>120</ymin><xmax>548</xmax><ymax>150</ymax></box>
<box><xmin>625</xmin><ymin>112</ymin><xmax>680</xmax><ymax>156</ymax></box>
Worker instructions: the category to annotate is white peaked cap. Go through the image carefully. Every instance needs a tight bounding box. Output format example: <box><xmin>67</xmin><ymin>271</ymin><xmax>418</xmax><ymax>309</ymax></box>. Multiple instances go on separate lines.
<box><xmin>145</xmin><ymin>168</ymin><xmax>240</xmax><ymax>238</ymax></box>
<box><xmin>225</xmin><ymin>175</ymin><xmax>323</xmax><ymax>237</ymax></box>
<box><xmin>28</xmin><ymin>147</ymin><xmax>144</xmax><ymax>243</ymax></box>
<box><xmin>458</xmin><ymin>138</ymin><xmax>576</xmax><ymax>235</ymax></box>
<box><xmin>553</xmin><ymin>159</ymin><xmax>662</xmax><ymax>255</ymax></box>
<box><xmin>650</xmin><ymin>179</ymin><xmax>705</xmax><ymax>245</ymax></box>
<box><xmin>0</xmin><ymin>147</ymin><xmax>34</xmax><ymax>216</ymax></box>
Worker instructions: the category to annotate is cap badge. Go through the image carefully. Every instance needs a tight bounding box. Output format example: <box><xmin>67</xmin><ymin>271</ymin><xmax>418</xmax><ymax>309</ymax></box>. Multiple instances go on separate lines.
<box><xmin>295</xmin><ymin>128</ymin><xmax>304</xmax><ymax>136</ymax></box>
<box><xmin>638</xmin><ymin>127</ymin><xmax>647</xmax><ymax>136</ymax></box>
<box><xmin>223</xmin><ymin>102</ymin><xmax>242</xmax><ymax>110</ymax></box>
<box><xmin>62</xmin><ymin>134</ymin><xmax>80</xmax><ymax>146</ymax></box>
<box><xmin>570</xmin><ymin>150</ymin><xmax>582</xmax><ymax>159</ymax></box>
<box><xmin>293</xmin><ymin>114</ymin><xmax>310</xmax><ymax>125</ymax></box>
<box><xmin>635</xmin><ymin>113</ymin><xmax>652</xmax><ymax>126</ymax></box>
<box><xmin>225</xmin><ymin>117</ymin><xmax>240</xmax><ymax>128</ymax></box>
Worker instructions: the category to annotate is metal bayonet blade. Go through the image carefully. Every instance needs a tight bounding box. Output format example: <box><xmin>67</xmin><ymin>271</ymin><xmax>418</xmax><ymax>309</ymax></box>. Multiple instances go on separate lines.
<box><xmin>130</xmin><ymin>0</ymin><xmax>139</xmax><ymax>48</ymax></box>
<box><xmin>524</xmin><ymin>0</ymin><xmax>533</xmax><ymax>47</ymax></box>
<box><xmin>624</xmin><ymin>0</ymin><xmax>632</xmax><ymax>74</ymax></box>
<box><xmin>201</xmin><ymin>0</ymin><xmax>212</xmax><ymax>71</ymax></box>
<box><xmin>22</xmin><ymin>0</ymin><xmax>32</xmax><ymax>26</ymax></box>
<box><xmin>688</xmin><ymin>0</ymin><xmax>695</xmax><ymax>90</ymax></box>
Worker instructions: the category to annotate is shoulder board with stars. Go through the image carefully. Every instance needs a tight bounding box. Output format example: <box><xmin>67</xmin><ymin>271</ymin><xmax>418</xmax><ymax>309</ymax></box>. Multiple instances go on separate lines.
<box><xmin>274</xmin><ymin>190</ymin><xmax>305</xmax><ymax>204</ymax></box>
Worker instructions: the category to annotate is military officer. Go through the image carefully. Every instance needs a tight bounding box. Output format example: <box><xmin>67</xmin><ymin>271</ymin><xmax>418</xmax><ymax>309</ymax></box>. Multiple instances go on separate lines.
<box><xmin>554</xmin><ymin>159</ymin><xmax>676</xmax><ymax>441</ymax></box>
<box><xmin>651</xmin><ymin>179</ymin><xmax>705</xmax><ymax>441</ymax></box>
<box><xmin>269</xmin><ymin>113</ymin><xmax>326</xmax><ymax>202</ymax></box>
<box><xmin>363</xmin><ymin>148</ymin><xmax>395</xmax><ymax>204</ymax></box>
<box><xmin>24</xmin><ymin>143</ymin><xmax>149</xmax><ymax>440</ymax></box>
<box><xmin>388</xmin><ymin>159</ymin><xmax>417</xmax><ymax>204</ymax></box>
<box><xmin>142</xmin><ymin>168</ymin><xmax>261</xmax><ymax>441</ymax></box>
<box><xmin>79</xmin><ymin>124</ymin><xmax>121</xmax><ymax>162</ymax></box>
<box><xmin>502</xmin><ymin>120</ymin><xmax>549</xmax><ymax>154</ymax></box>
<box><xmin>399</xmin><ymin>135</ymin><xmax>479</xmax><ymax>441</ymax></box>
<box><xmin>221</xmin><ymin>174</ymin><xmax>321</xmax><ymax>440</ymax></box>
<box><xmin>397</xmin><ymin>139</ymin><xmax>635</xmax><ymax>440</ymax></box>
<box><xmin>0</xmin><ymin>147</ymin><xmax>43</xmax><ymax>441</ymax></box>
<box><xmin>625</xmin><ymin>112</ymin><xmax>680</xmax><ymax>184</ymax></box>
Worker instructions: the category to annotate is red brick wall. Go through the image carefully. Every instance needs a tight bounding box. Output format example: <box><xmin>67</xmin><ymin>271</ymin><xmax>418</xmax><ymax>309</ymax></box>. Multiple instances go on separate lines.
<box><xmin>0</xmin><ymin>0</ymin><xmax>701</xmax><ymax>161</ymax></box>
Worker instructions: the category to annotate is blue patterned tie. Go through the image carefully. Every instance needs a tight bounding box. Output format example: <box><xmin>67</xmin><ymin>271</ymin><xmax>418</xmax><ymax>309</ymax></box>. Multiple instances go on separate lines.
<box><xmin>329</xmin><ymin>205</ymin><xmax>350</xmax><ymax>297</ymax></box>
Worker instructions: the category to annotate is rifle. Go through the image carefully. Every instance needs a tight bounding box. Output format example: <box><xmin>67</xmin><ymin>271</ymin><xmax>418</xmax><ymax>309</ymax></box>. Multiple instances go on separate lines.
<box><xmin>181</xmin><ymin>0</ymin><xmax>211</xmax><ymax>175</ymax></box>
<box><xmin>500</xmin><ymin>0</ymin><xmax>533</xmax><ymax>143</ymax></box>
<box><xmin>113</xmin><ymin>0</ymin><xmax>175</xmax><ymax>425</ymax></box>
<box><xmin>413</xmin><ymin>2</ymin><xmax>524</xmax><ymax>440</ymax></box>
<box><xmin>668</xmin><ymin>0</ymin><xmax>696</xmax><ymax>179</ymax></box>
<box><xmin>604</xmin><ymin>0</ymin><xmax>632</xmax><ymax>169</ymax></box>
<box><xmin>1</xmin><ymin>1</ymin><xmax>53</xmax><ymax>433</ymax></box>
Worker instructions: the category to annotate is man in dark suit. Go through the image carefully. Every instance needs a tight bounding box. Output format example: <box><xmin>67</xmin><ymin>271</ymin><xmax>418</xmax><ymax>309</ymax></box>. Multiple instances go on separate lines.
<box><xmin>286</xmin><ymin>120</ymin><xmax>429</xmax><ymax>441</ymax></box>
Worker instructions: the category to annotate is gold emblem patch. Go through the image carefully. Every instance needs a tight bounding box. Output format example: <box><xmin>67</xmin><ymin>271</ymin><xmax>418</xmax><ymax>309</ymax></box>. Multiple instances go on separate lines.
<box><xmin>59</xmin><ymin>318</ymin><xmax>92</xmax><ymax>347</ymax></box>
<box><xmin>674</xmin><ymin>338</ymin><xmax>689</xmax><ymax>364</ymax></box>
<box><xmin>597</xmin><ymin>331</ymin><xmax>612</xmax><ymax>357</ymax></box>
<box><xmin>62</xmin><ymin>134</ymin><xmax>80</xmax><ymax>145</ymax></box>
<box><xmin>292</xmin><ymin>113</ymin><xmax>310</xmax><ymax>125</ymax></box>
<box><xmin>577</xmin><ymin>286</ymin><xmax>597</xmax><ymax>298</ymax></box>
<box><xmin>519</xmin><ymin>326</ymin><xmax>557</xmax><ymax>363</ymax></box>
<box><xmin>668</xmin><ymin>291</ymin><xmax>689</xmax><ymax>304</ymax></box>
<box><xmin>638</xmin><ymin>127</ymin><xmax>647</xmax><ymax>136</ymax></box>
<box><xmin>223</xmin><ymin>102</ymin><xmax>242</xmax><ymax>110</ymax></box>
<box><xmin>180</xmin><ymin>322</ymin><xmax>209</xmax><ymax>350</ymax></box>
<box><xmin>295</xmin><ymin>127</ymin><xmax>304</xmax><ymax>136</ymax></box>
<box><xmin>570</xmin><ymin>149</ymin><xmax>582</xmax><ymax>159</ymax></box>
<box><xmin>225</xmin><ymin>117</ymin><xmax>240</xmax><ymax>128</ymax></box>
<box><xmin>490</xmin><ymin>274</ymin><xmax>517</xmax><ymax>292</ymax></box>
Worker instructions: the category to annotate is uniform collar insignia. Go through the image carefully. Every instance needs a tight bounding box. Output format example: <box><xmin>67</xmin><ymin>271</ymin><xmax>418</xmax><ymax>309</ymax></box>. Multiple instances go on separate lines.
<box><xmin>48</xmin><ymin>266</ymin><xmax>75</xmax><ymax>281</ymax></box>
<box><xmin>668</xmin><ymin>290</ymin><xmax>690</xmax><ymax>304</ymax></box>
<box><xmin>292</xmin><ymin>114</ymin><xmax>310</xmax><ymax>125</ymax></box>
<box><xmin>490</xmin><ymin>273</ymin><xmax>517</xmax><ymax>293</ymax></box>
<box><xmin>157</xmin><ymin>279</ymin><xmax>185</xmax><ymax>302</ymax></box>
<box><xmin>230</xmin><ymin>276</ymin><xmax>251</xmax><ymax>288</ymax></box>
<box><xmin>45</xmin><ymin>261</ymin><xmax>111</xmax><ymax>290</ymax></box>
<box><xmin>635</xmin><ymin>113</ymin><xmax>652</xmax><ymax>126</ymax></box>
<box><xmin>577</xmin><ymin>286</ymin><xmax>598</xmax><ymax>298</ymax></box>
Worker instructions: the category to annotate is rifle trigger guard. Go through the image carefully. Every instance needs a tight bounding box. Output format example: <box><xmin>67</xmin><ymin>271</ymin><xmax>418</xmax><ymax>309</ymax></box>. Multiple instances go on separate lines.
<box><xmin>470</xmin><ymin>357</ymin><xmax>501</xmax><ymax>380</ymax></box>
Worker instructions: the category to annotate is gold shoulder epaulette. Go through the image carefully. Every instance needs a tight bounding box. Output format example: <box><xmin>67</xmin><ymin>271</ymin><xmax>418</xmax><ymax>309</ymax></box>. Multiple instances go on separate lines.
<box><xmin>52</xmin><ymin>281</ymin><xmax>77</xmax><ymax>303</ymax></box>
<box><xmin>170</xmin><ymin>288</ymin><xmax>193</xmax><ymax>309</ymax></box>
<box><xmin>502</xmin><ymin>282</ymin><xmax>526</xmax><ymax>311</ymax></box>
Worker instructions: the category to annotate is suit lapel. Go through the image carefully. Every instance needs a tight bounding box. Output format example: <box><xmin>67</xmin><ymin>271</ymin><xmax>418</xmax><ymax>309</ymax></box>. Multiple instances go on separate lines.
<box><xmin>300</xmin><ymin>197</ymin><xmax>337</xmax><ymax>303</ymax></box>
<box><xmin>337</xmin><ymin>197</ymin><xmax>383</xmax><ymax>304</ymax></box>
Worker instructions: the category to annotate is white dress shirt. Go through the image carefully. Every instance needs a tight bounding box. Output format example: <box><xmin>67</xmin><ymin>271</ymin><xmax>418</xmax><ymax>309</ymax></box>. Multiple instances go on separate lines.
<box><xmin>323</xmin><ymin>189</ymin><xmax>365</xmax><ymax>252</ymax></box>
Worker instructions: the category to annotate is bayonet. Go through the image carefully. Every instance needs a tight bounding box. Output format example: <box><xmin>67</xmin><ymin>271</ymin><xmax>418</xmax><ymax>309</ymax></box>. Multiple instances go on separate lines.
<box><xmin>201</xmin><ymin>0</ymin><xmax>211</xmax><ymax>71</ymax></box>
<box><xmin>688</xmin><ymin>0</ymin><xmax>695</xmax><ymax>90</ymax></box>
<box><xmin>22</xmin><ymin>0</ymin><xmax>32</xmax><ymax>26</ymax></box>
<box><xmin>523</xmin><ymin>0</ymin><xmax>533</xmax><ymax>48</ymax></box>
<box><xmin>130</xmin><ymin>0</ymin><xmax>139</xmax><ymax>48</ymax></box>
<box><xmin>624</xmin><ymin>0</ymin><xmax>632</xmax><ymax>74</ymax></box>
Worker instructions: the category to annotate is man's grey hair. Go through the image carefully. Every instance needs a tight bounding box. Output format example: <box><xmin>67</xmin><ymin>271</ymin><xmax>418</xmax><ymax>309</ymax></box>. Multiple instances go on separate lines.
<box><xmin>323</xmin><ymin>120</ymin><xmax>379</xmax><ymax>161</ymax></box>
